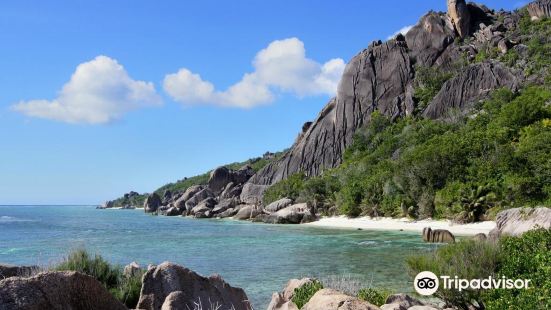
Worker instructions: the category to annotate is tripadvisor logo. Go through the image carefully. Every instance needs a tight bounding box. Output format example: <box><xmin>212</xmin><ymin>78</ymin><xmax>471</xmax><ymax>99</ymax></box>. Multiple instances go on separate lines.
<box><xmin>414</xmin><ymin>271</ymin><xmax>531</xmax><ymax>296</ymax></box>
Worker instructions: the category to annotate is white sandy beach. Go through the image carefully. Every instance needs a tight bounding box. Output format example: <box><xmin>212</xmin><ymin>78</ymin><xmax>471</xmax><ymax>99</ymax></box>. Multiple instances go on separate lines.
<box><xmin>304</xmin><ymin>216</ymin><xmax>496</xmax><ymax>236</ymax></box>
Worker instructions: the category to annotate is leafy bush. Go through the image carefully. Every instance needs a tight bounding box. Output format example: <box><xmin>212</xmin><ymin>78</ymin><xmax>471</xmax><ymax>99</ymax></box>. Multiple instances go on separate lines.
<box><xmin>406</xmin><ymin>240</ymin><xmax>501</xmax><ymax>309</ymax></box>
<box><xmin>263</xmin><ymin>173</ymin><xmax>306</xmax><ymax>205</ymax></box>
<box><xmin>55</xmin><ymin>249</ymin><xmax>143</xmax><ymax>308</ymax></box>
<box><xmin>482</xmin><ymin>228</ymin><xmax>551</xmax><ymax>310</ymax></box>
<box><xmin>413</xmin><ymin>66</ymin><xmax>453</xmax><ymax>112</ymax></box>
<box><xmin>292</xmin><ymin>280</ymin><xmax>323</xmax><ymax>309</ymax></box>
<box><xmin>357</xmin><ymin>287</ymin><xmax>391</xmax><ymax>306</ymax></box>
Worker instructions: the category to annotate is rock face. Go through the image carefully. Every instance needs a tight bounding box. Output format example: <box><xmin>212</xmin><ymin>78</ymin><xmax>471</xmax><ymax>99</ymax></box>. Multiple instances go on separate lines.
<box><xmin>0</xmin><ymin>264</ymin><xmax>39</xmax><ymax>279</ymax></box>
<box><xmin>144</xmin><ymin>193</ymin><xmax>163</xmax><ymax>213</ymax></box>
<box><xmin>422</xmin><ymin>227</ymin><xmax>456</xmax><ymax>243</ymax></box>
<box><xmin>302</xmin><ymin>289</ymin><xmax>380</xmax><ymax>310</ymax></box>
<box><xmin>265</xmin><ymin>198</ymin><xmax>294</xmax><ymax>213</ymax></box>
<box><xmin>0</xmin><ymin>271</ymin><xmax>126</xmax><ymax>310</ymax></box>
<box><xmin>527</xmin><ymin>0</ymin><xmax>551</xmax><ymax>20</ymax></box>
<box><xmin>447</xmin><ymin>0</ymin><xmax>471</xmax><ymax>38</ymax></box>
<box><xmin>423</xmin><ymin>62</ymin><xmax>520</xmax><ymax>119</ymax></box>
<box><xmin>137</xmin><ymin>262</ymin><xmax>251</xmax><ymax>310</ymax></box>
<box><xmin>264</xmin><ymin>203</ymin><xmax>317</xmax><ymax>224</ymax></box>
<box><xmin>489</xmin><ymin>207</ymin><xmax>551</xmax><ymax>239</ymax></box>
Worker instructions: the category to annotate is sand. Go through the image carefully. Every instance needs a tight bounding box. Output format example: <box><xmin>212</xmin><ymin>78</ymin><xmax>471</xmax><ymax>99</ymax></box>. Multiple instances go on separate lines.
<box><xmin>304</xmin><ymin>215</ymin><xmax>496</xmax><ymax>236</ymax></box>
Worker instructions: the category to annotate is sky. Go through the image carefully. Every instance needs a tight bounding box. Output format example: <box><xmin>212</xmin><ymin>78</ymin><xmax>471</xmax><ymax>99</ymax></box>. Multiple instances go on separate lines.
<box><xmin>0</xmin><ymin>0</ymin><xmax>522</xmax><ymax>205</ymax></box>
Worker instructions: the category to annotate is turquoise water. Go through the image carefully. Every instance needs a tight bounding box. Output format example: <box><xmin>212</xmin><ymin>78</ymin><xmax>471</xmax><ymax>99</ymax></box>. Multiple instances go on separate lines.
<box><xmin>0</xmin><ymin>205</ymin><xmax>434</xmax><ymax>308</ymax></box>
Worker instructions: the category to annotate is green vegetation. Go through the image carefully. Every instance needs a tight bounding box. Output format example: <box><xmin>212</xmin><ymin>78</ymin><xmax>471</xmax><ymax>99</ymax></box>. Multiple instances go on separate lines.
<box><xmin>263</xmin><ymin>86</ymin><xmax>551</xmax><ymax>220</ymax></box>
<box><xmin>292</xmin><ymin>280</ymin><xmax>324</xmax><ymax>309</ymax></box>
<box><xmin>406</xmin><ymin>228</ymin><xmax>551</xmax><ymax>309</ymax></box>
<box><xmin>357</xmin><ymin>287</ymin><xmax>391</xmax><ymax>306</ymax></box>
<box><xmin>55</xmin><ymin>249</ymin><xmax>143</xmax><ymax>308</ymax></box>
<box><xmin>413</xmin><ymin>66</ymin><xmax>453</xmax><ymax>112</ymax></box>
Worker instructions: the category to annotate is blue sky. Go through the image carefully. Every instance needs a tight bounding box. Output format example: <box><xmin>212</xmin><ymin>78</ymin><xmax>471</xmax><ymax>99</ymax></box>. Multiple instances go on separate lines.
<box><xmin>0</xmin><ymin>0</ymin><xmax>520</xmax><ymax>204</ymax></box>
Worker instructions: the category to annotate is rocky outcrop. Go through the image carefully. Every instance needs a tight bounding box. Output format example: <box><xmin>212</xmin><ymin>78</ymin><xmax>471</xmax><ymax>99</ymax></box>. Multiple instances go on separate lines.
<box><xmin>0</xmin><ymin>264</ymin><xmax>39</xmax><ymax>279</ymax></box>
<box><xmin>184</xmin><ymin>188</ymin><xmax>215</xmax><ymax>214</ymax></box>
<box><xmin>489</xmin><ymin>207</ymin><xmax>551</xmax><ymax>239</ymax></box>
<box><xmin>423</xmin><ymin>62</ymin><xmax>520</xmax><ymax>119</ymax></box>
<box><xmin>267</xmin><ymin>278</ymin><xmax>315</xmax><ymax>310</ymax></box>
<box><xmin>302</xmin><ymin>289</ymin><xmax>380</xmax><ymax>310</ymax></box>
<box><xmin>144</xmin><ymin>193</ymin><xmax>163</xmax><ymax>213</ymax></box>
<box><xmin>422</xmin><ymin>227</ymin><xmax>455</xmax><ymax>243</ymax></box>
<box><xmin>209</xmin><ymin>166</ymin><xmax>255</xmax><ymax>195</ymax></box>
<box><xmin>527</xmin><ymin>0</ymin><xmax>551</xmax><ymax>20</ymax></box>
<box><xmin>233</xmin><ymin>205</ymin><xmax>262</xmax><ymax>220</ymax></box>
<box><xmin>447</xmin><ymin>0</ymin><xmax>471</xmax><ymax>38</ymax></box>
<box><xmin>0</xmin><ymin>271</ymin><xmax>126</xmax><ymax>310</ymax></box>
<box><xmin>137</xmin><ymin>262</ymin><xmax>251</xmax><ymax>310</ymax></box>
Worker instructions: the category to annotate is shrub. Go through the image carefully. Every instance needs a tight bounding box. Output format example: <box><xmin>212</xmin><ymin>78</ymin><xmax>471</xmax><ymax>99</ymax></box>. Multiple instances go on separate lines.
<box><xmin>413</xmin><ymin>66</ymin><xmax>453</xmax><ymax>112</ymax></box>
<box><xmin>55</xmin><ymin>249</ymin><xmax>143</xmax><ymax>308</ymax></box>
<box><xmin>292</xmin><ymin>280</ymin><xmax>323</xmax><ymax>309</ymax></box>
<box><xmin>406</xmin><ymin>240</ymin><xmax>501</xmax><ymax>309</ymax></box>
<box><xmin>482</xmin><ymin>228</ymin><xmax>551</xmax><ymax>310</ymax></box>
<box><xmin>357</xmin><ymin>287</ymin><xmax>392</xmax><ymax>306</ymax></box>
<box><xmin>262</xmin><ymin>173</ymin><xmax>306</xmax><ymax>205</ymax></box>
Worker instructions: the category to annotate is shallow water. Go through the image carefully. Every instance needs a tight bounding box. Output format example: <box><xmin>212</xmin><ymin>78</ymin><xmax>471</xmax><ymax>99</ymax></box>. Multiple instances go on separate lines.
<box><xmin>0</xmin><ymin>205</ymin><xmax>436</xmax><ymax>308</ymax></box>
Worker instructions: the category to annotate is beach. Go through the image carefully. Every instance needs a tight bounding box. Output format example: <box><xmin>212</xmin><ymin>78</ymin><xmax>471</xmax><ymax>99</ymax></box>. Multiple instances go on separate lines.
<box><xmin>304</xmin><ymin>216</ymin><xmax>496</xmax><ymax>236</ymax></box>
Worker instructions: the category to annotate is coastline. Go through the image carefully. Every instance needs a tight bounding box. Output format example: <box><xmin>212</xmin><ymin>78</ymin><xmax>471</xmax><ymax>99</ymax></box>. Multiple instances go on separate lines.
<box><xmin>304</xmin><ymin>215</ymin><xmax>496</xmax><ymax>236</ymax></box>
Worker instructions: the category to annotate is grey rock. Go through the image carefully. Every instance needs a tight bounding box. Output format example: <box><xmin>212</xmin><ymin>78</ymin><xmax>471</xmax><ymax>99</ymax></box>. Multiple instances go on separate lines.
<box><xmin>220</xmin><ymin>182</ymin><xmax>243</xmax><ymax>200</ymax></box>
<box><xmin>233</xmin><ymin>205</ymin><xmax>262</xmax><ymax>220</ymax></box>
<box><xmin>422</xmin><ymin>227</ymin><xmax>456</xmax><ymax>243</ymax></box>
<box><xmin>472</xmin><ymin>233</ymin><xmax>487</xmax><ymax>241</ymax></box>
<box><xmin>302</xmin><ymin>289</ymin><xmax>379</xmax><ymax>310</ymax></box>
<box><xmin>527</xmin><ymin>0</ymin><xmax>551</xmax><ymax>20</ymax></box>
<box><xmin>0</xmin><ymin>264</ymin><xmax>39</xmax><ymax>279</ymax></box>
<box><xmin>144</xmin><ymin>193</ymin><xmax>163</xmax><ymax>213</ymax></box>
<box><xmin>209</xmin><ymin>167</ymin><xmax>233</xmax><ymax>194</ymax></box>
<box><xmin>185</xmin><ymin>188</ymin><xmax>215</xmax><ymax>213</ymax></box>
<box><xmin>267</xmin><ymin>278</ymin><xmax>315</xmax><ymax>310</ymax></box>
<box><xmin>0</xmin><ymin>271</ymin><xmax>126</xmax><ymax>310</ymax></box>
<box><xmin>264</xmin><ymin>203</ymin><xmax>316</xmax><ymax>224</ymax></box>
<box><xmin>265</xmin><ymin>198</ymin><xmax>294</xmax><ymax>213</ymax></box>
<box><xmin>406</xmin><ymin>12</ymin><xmax>456</xmax><ymax>67</ymax></box>
<box><xmin>447</xmin><ymin>0</ymin><xmax>471</xmax><ymax>38</ymax></box>
<box><xmin>489</xmin><ymin>207</ymin><xmax>551</xmax><ymax>239</ymax></box>
<box><xmin>212</xmin><ymin>198</ymin><xmax>238</xmax><ymax>215</ymax></box>
<box><xmin>423</xmin><ymin>62</ymin><xmax>520</xmax><ymax>119</ymax></box>
<box><xmin>137</xmin><ymin>262</ymin><xmax>251</xmax><ymax>310</ymax></box>
<box><xmin>240</xmin><ymin>183</ymin><xmax>269</xmax><ymax>205</ymax></box>
<box><xmin>165</xmin><ymin>207</ymin><xmax>181</xmax><ymax>216</ymax></box>
<box><xmin>383</xmin><ymin>294</ymin><xmax>424</xmax><ymax>310</ymax></box>
<box><xmin>218</xmin><ymin>207</ymin><xmax>238</xmax><ymax>218</ymax></box>
<box><xmin>123</xmin><ymin>261</ymin><xmax>141</xmax><ymax>277</ymax></box>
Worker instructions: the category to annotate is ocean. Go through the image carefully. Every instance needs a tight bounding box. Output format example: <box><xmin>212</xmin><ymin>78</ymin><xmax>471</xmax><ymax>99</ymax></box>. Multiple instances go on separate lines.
<box><xmin>0</xmin><ymin>205</ymin><xmax>435</xmax><ymax>308</ymax></box>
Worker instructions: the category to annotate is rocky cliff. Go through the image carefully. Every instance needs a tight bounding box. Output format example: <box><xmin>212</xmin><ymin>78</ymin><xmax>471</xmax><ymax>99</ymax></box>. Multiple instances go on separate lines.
<box><xmin>241</xmin><ymin>0</ymin><xmax>529</xmax><ymax>202</ymax></box>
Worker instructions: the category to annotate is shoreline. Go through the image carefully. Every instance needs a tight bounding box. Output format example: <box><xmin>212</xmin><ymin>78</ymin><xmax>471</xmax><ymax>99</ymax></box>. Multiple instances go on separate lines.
<box><xmin>303</xmin><ymin>215</ymin><xmax>496</xmax><ymax>236</ymax></box>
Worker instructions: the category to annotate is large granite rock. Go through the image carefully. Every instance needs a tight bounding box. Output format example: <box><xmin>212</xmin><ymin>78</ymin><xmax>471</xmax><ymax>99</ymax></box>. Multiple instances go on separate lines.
<box><xmin>233</xmin><ymin>205</ymin><xmax>262</xmax><ymax>220</ymax></box>
<box><xmin>144</xmin><ymin>193</ymin><xmax>163</xmax><ymax>213</ymax></box>
<box><xmin>137</xmin><ymin>262</ymin><xmax>251</xmax><ymax>310</ymax></box>
<box><xmin>527</xmin><ymin>0</ymin><xmax>551</xmax><ymax>20</ymax></box>
<box><xmin>265</xmin><ymin>198</ymin><xmax>294</xmax><ymax>213</ymax></box>
<box><xmin>209</xmin><ymin>165</ymin><xmax>256</xmax><ymax>195</ymax></box>
<box><xmin>267</xmin><ymin>278</ymin><xmax>315</xmax><ymax>310</ymax></box>
<box><xmin>423</xmin><ymin>62</ymin><xmax>520</xmax><ymax>119</ymax></box>
<box><xmin>422</xmin><ymin>227</ymin><xmax>456</xmax><ymax>243</ymax></box>
<box><xmin>0</xmin><ymin>271</ymin><xmax>126</xmax><ymax>310</ymax></box>
<box><xmin>240</xmin><ymin>183</ymin><xmax>269</xmax><ymax>205</ymax></box>
<box><xmin>447</xmin><ymin>0</ymin><xmax>471</xmax><ymax>38</ymax></box>
<box><xmin>173</xmin><ymin>185</ymin><xmax>205</xmax><ymax>211</ymax></box>
<box><xmin>380</xmin><ymin>294</ymin><xmax>425</xmax><ymax>310</ymax></box>
<box><xmin>302</xmin><ymin>289</ymin><xmax>380</xmax><ymax>310</ymax></box>
<box><xmin>489</xmin><ymin>207</ymin><xmax>551</xmax><ymax>239</ymax></box>
<box><xmin>0</xmin><ymin>264</ymin><xmax>39</xmax><ymax>279</ymax></box>
<box><xmin>184</xmin><ymin>188</ymin><xmax>215</xmax><ymax>213</ymax></box>
<box><xmin>264</xmin><ymin>203</ymin><xmax>317</xmax><ymax>224</ymax></box>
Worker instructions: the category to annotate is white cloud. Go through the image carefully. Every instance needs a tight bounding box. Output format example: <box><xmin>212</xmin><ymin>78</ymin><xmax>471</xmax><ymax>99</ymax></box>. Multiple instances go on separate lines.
<box><xmin>387</xmin><ymin>25</ymin><xmax>414</xmax><ymax>40</ymax></box>
<box><xmin>163</xmin><ymin>38</ymin><xmax>345</xmax><ymax>108</ymax></box>
<box><xmin>12</xmin><ymin>56</ymin><xmax>161</xmax><ymax>124</ymax></box>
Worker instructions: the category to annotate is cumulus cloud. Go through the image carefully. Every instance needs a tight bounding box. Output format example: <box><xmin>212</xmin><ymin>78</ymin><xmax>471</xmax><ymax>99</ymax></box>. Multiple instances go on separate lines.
<box><xmin>12</xmin><ymin>56</ymin><xmax>161</xmax><ymax>124</ymax></box>
<box><xmin>387</xmin><ymin>25</ymin><xmax>414</xmax><ymax>40</ymax></box>
<box><xmin>163</xmin><ymin>38</ymin><xmax>345</xmax><ymax>108</ymax></box>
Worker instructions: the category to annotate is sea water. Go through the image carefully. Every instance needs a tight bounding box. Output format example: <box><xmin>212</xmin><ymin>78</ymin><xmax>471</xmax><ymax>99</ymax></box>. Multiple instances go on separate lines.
<box><xmin>0</xmin><ymin>205</ymin><xmax>435</xmax><ymax>308</ymax></box>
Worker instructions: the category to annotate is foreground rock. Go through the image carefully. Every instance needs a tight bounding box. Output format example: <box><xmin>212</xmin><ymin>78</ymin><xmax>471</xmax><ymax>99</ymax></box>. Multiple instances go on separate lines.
<box><xmin>137</xmin><ymin>262</ymin><xmax>251</xmax><ymax>310</ymax></box>
<box><xmin>422</xmin><ymin>227</ymin><xmax>455</xmax><ymax>243</ymax></box>
<box><xmin>302</xmin><ymin>289</ymin><xmax>380</xmax><ymax>310</ymax></box>
<box><xmin>267</xmin><ymin>278</ymin><xmax>316</xmax><ymax>310</ymax></box>
<box><xmin>0</xmin><ymin>271</ymin><xmax>126</xmax><ymax>310</ymax></box>
<box><xmin>380</xmin><ymin>294</ymin><xmax>426</xmax><ymax>310</ymax></box>
<box><xmin>0</xmin><ymin>264</ymin><xmax>39</xmax><ymax>279</ymax></box>
<box><xmin>489</xmin><ymin>207</ymin><xmax>551</xmax><ymax>239</ymax></box>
